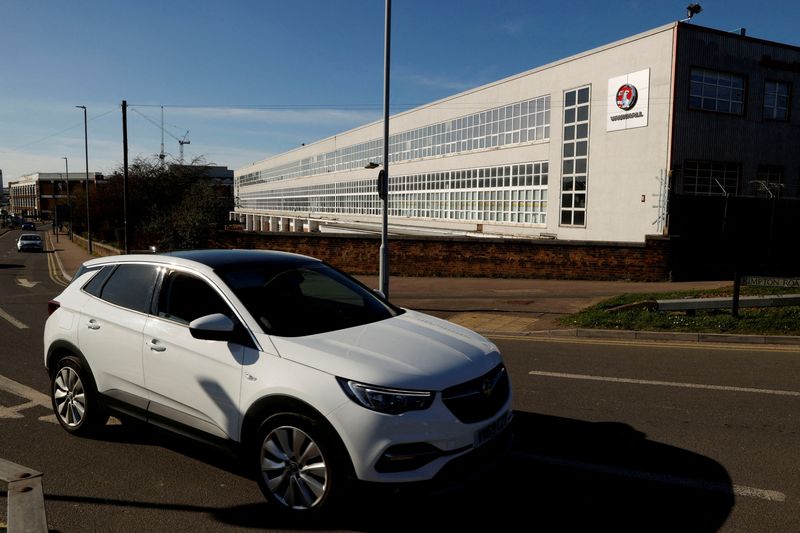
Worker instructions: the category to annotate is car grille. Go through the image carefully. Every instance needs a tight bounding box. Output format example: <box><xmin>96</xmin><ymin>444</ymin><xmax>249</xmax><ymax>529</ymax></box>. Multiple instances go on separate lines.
<box><xmin>442</xmin><ymin>363</ymin><xmax>510</xmax><ymax>424</ymax></box>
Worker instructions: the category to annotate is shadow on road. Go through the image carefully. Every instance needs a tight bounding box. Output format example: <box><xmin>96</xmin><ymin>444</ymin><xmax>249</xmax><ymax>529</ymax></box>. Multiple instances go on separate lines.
<box><xmin>159</xmin><ymin>409</ymin><xmax>735</xmax><ymax>531</ymax></box>
<box><xmin>63</xmin><ymin>409</ymin><xmax>733</xmax><ymax>531</ymax></box>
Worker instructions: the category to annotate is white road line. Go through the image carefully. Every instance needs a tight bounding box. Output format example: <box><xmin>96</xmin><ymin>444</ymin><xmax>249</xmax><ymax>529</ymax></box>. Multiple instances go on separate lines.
<box><xmin>0</xmin><ymin>306</ymin><xmax>29</xmax><ymax>329</ymax></box>
<box><xmin>528</xmin><ymin>370</ymin><xmax>800</xmax><ymax>397</ymax></box>
<box><xmin>517</xmin><ymin>452</ymin><xmax>787</xmax><ymax>502</ymax></box>
<box><xmin>0</xmin><ymin>373</ymin><xmax>56</xmax><ymax>424</ymax></box>
<box><xmin>0</xmin><ymin>373</ymin><xmax>118</xmax><ymax>425</ymax></box>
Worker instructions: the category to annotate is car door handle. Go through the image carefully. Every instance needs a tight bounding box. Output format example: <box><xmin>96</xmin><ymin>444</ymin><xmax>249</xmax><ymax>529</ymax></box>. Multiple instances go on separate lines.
<box><xmin>147</xmin><ymin>340</ymin><xmax>167</xmax><ymax>352</ymax></box>
<box><xmin>87</xmin><ymin>319</ymin><xmax>100</xmax><ymax>330</ymax></box>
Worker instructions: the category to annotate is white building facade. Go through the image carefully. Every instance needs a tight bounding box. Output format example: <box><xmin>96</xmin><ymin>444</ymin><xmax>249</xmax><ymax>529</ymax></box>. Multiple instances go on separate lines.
<box><xmin>234</xmin><ymin>22</ymin><xmax>800</xmax><ymax>245</ymax></box>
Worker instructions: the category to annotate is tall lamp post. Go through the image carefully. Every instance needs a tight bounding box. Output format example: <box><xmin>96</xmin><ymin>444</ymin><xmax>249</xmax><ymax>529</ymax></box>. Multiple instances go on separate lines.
<box><xmin>77</xmin><ymin>105</ymin><xmax>92</xmax><ymax>254</ymax></box>
<box><xmin>379</xmin><ymin>0</ymin><xmax>391</xmax><ymax>298</ymax></box>
<box><xmin>61</xmin><ymin>156</ymin><xmax>72</xmax><ymax>240</ymax></box>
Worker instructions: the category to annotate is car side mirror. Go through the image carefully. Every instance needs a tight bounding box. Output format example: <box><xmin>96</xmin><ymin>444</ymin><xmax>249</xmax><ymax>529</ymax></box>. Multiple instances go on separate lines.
<box><xmin>189</xmin><ymin>313</ymin><xmax>235</xmax><ymax>341</ymax></box>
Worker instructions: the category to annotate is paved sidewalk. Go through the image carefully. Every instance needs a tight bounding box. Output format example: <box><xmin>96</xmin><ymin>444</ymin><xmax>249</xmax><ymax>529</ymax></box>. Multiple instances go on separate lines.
<box><xmin>44</xmin><ymin>232</ymin><xmax>800</xmax><ymax>346</ymax></box>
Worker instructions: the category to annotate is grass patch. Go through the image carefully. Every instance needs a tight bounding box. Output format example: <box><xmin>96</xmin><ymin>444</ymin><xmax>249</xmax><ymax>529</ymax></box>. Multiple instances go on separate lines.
<box><xmin>560</xmin><ymin>286</ymin><xmax>800</xmax><ymax>336</ymax></box>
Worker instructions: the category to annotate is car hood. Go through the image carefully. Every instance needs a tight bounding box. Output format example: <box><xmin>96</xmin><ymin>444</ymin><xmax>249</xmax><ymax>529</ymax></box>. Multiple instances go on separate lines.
<box><xmin>267</xmin><ymin>310</ymin><xmax>501</xmax><ymax>391</ymax></box>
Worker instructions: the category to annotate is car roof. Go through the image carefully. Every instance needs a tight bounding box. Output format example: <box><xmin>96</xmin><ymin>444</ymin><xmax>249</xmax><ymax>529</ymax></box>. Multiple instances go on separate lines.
<box><xmin>19</xmin><ymin>233</ymin><xmax>41</xmax><ymax>238</ymax></box>
<box><xmin>83</xmin><ymin>249</ymin><xmax>321</xmax><ymax>273</ymax></box>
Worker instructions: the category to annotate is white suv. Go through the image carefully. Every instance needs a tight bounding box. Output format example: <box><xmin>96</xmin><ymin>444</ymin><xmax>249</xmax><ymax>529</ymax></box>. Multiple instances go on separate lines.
<box><xmin>44</xmin><ymin>250</ymin><xmax>512</xmax><ymax>513</ymax></box>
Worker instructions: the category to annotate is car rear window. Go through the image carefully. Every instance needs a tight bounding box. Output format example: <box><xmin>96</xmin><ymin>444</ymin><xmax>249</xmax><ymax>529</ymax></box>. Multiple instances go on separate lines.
<box><xmin>92</xmin><ymin>264</ymin><xmax>159</xmax><ymax>314</ymax></box>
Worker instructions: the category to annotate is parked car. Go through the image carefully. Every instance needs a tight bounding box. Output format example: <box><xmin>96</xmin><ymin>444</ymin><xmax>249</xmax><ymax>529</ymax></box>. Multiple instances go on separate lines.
<box><xmin>21</xmin><ymin>222</ymin><xmax>36</xmax><ymax>230</ymax></box>
<box><xmin>44</xmin><ymin>250</ymin><xmax>512</xmax><ymax>514</ymax></box>
<box><xmin>16</xmin><ymin>233</ymin><xmax>43</xmax><ymax>252</ymax></box>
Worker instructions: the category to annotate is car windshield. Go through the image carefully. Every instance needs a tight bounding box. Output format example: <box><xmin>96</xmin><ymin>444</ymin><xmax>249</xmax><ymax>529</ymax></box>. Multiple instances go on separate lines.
<box><xmin>218</xmin><ymin>264</ymin><xmax>402</xmax><ymax>337</ymax></box>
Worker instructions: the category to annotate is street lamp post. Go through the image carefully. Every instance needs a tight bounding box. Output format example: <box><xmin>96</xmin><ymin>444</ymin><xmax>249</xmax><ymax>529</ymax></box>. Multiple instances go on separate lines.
<box><xmin>62</xmin><ymin>156</ymin><xmax>72</xmax><ymax>240</ymax></box>
<box><xmin>380</xmin><ymin>0</ymin><xmax>391</xmax><ymax>298</ymax></box>
<box><xmin>77</xmin><ymin>105</ymin><xmax>92</xmax><ymax>254</ymax></box>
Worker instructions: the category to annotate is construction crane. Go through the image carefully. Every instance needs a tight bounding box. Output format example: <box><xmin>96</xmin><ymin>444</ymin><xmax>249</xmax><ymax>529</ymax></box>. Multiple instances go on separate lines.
<box><xmin>159</xmin><ymin>106</ymin><xmax>165</xmax><ymax>160</ymax></box>
<box><xmin>130</xmin><ymin>106</ymin><xmax>192</xmax><ymax>163</ymax></box>
<box><xmin>178</xmin><ymin>131</ymin><xmax>190</xmax><ymax>163</ymax></box>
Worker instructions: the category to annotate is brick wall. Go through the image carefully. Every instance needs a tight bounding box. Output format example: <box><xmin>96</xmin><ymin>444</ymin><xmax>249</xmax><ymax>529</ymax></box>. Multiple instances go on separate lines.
<box><xmin>211</xmin><ymin>231</ymin><xmax>671</xmax><ymax>281</ymax></box>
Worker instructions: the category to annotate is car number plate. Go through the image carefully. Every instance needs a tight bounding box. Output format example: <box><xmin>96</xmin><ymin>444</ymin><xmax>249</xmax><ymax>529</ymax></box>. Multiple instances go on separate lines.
<box><xmin>474</xmin><ymin>410</ymin><xmax>512</xmax><ymax>448</ymax></box>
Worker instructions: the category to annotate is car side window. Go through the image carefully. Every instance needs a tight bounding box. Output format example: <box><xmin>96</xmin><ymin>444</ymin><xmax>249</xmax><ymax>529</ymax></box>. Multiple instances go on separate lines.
<box><xmin>81</xmin><ymin>265</ymin><xmax>114</xmax><ymax>295</ymax></box>
<box><xmin>157</xmin><ymin>271</ymin><xmax>233</xmax><ymax>325</ymax></box>
<box><xmin>98</xmin><ymin>264</ymin><xmax>159</xmax><ymax>314</ymax></box>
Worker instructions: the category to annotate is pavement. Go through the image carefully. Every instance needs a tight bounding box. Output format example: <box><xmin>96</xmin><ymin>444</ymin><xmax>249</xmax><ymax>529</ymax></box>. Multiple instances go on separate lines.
<box><xmin>41</xmin><ymin>229</ymin><xmax>800</xmax><ymax>346</ymax></box>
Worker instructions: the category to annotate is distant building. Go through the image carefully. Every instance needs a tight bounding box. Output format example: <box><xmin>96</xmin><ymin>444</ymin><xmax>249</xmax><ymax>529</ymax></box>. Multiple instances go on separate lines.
<box><xmin>232</xmin><ymin>21</ymin><xmax>800</xmax><ymax>260</ymax></box>
<box><xmin>9</xmin><ymin>172</ymin><xmax>103</xmax><ymax>220</ymax></box>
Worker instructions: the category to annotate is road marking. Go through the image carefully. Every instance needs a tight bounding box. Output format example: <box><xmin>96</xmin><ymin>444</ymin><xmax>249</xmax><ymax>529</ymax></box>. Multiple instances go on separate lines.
<box><xmin>0</xmin><ymin>373</ymin><xmax>120</xmax><ymax>426</ymax></box>
<box><xmin>0</xmin><ymin>374</ymin><xmax>56</xmax><ymax>424</ymax></box>
<box><xmin>16</xmin><ymin>277</ymin><xmax>40</xmax><ymax>288</ymax></box>
<box><xmin>528</xmin><ymin>370</ymin><xmax>800</xmax><ymax>397</ymax></box>
<box><xmin>517</xmin><ymin>452</ymin><xmax>787</xmax><ymax>502</ymax></box>
<box><xmin>45</xmin><ymin>235</ymin><xmax>69</xmax><ymax>287</ymax></box>
<box><xmin>0</xmin><ymin>307</ymin><xmax>29</xmax><ymax>329</ymax></box>
<box><xmin>491</xmin><ymin>334</ymin><xmax>800</xmax><ymax>353</ymax></box>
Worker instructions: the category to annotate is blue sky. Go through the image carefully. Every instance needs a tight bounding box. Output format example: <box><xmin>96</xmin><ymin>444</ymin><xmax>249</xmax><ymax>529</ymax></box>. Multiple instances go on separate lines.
<box><xmin>1</xmin><ymin>0</ymin><xmax>798</xmax><ymax>181</ymax></box>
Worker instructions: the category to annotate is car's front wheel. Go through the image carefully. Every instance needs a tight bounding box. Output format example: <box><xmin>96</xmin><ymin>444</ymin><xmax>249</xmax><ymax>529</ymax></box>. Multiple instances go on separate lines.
<box><xmin>50</xmin><ymin>356</ymin><xmax>108</xmax><ymax>435</ymax></box>
<box><xmin>254</xmin><ymin>413</ymin><xmax>348</xmax><ymax>515</ymax></box>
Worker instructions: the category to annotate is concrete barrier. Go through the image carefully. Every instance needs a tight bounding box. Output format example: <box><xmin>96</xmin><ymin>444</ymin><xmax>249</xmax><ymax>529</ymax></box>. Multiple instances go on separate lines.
<box><xmin>0</xmin><ymin>458</ymin><xmax>48</xmax><ymax>532</ymax></box>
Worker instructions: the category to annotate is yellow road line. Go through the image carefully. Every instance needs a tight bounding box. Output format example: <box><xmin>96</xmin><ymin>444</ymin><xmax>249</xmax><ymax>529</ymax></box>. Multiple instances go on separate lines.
<box><xmin>45</xmin><ymin>234</ymin><xmax>69</xmax><ymax>288</ymax></box>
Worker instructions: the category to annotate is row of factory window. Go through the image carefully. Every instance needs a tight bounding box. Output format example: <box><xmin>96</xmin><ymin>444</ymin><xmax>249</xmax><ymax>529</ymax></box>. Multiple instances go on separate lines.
<box><xmin>237</xmin><ymin>95</ymin><xmax>551</xmax><ymax>187</ymax></box>
<box><xmin>689</xmin><ymin>67</ymin><xmax>790</xmax><ymax>121</ymax></box>
<box><xmin>681</xmin><ymin>160</ymin><xmax>795</xmax><ymax>197</ymax></box>
<box><xmin>239</xmin><ymin>162</ymin><xmax>549</xmax><ymax>225</ymax></box>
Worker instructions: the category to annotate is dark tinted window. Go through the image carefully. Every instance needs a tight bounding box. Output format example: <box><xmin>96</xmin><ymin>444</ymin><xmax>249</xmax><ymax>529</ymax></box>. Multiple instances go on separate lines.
<box><xmin>81</xmin><ymin>265</ymin><xmax>113</xmax><ymax>294</ymax></box>
<box><xmin>220</xmin><ymin>264</ymin><xmax>400</xmax><ymax>337</ymax></box>
<box><xmin>99</xmin><ymin>264</ymin><xmax>158</xmax><ymax>313</ymax></box>
<box><xmin>157</xmin><ymin>271</ymin><xmax>233</xmax><ymax>325</ymax></box>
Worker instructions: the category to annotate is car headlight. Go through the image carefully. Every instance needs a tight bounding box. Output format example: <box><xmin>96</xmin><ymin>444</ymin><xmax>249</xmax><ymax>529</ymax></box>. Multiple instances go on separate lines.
<box><xmin>337</xmin><ymin>378</ymin><xmax>434</xmax><ymax>415</ymax></box>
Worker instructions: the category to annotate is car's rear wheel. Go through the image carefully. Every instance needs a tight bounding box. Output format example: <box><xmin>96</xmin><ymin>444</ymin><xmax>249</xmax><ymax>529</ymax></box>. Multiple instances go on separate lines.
<box><xmin>254</xmin><ymin>413</ymin><xmax>348</xmax><ymax>515</ymax></box>
<box><xmin>51</xmin><ymin>356</ymin><xmax>108</xmax><ymax>435</ymax></box>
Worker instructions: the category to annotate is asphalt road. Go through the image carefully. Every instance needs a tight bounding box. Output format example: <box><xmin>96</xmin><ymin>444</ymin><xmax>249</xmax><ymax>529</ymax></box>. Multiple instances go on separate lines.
<box><xmin>0</xmin><ymin>229</ymin><xmax>798</xmax><ymax>531</ymax></box>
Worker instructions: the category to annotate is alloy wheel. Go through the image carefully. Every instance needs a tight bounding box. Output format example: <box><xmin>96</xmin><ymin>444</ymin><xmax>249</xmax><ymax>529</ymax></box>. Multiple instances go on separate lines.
<box><xmin>260</xmin><ymin>425</ymin><xmax>329</xmax><ymax>509</ymax></box>
<box><xmin>53</xmin><ymin>366</ymin><xmax>86</xmax><ymax>427</ymax></box>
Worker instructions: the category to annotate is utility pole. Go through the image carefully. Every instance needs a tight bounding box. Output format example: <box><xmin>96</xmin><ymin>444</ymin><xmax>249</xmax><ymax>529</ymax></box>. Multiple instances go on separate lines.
<box><xmin>122</xmin><ymin>100</ymin><xmax>130</xmax><ymax>254</ymax></box>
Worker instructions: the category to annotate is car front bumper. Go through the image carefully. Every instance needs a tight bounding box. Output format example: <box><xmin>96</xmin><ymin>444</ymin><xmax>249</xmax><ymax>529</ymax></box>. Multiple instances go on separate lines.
<box><xmin>327</xmin><ymin>391</ymin><xmax>513</xmax><ymax>483</ymax></box>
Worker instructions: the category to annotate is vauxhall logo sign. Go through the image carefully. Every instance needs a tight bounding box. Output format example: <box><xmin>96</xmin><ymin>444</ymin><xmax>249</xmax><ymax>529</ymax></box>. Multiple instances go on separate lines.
<box><xmin>616</xmin><ymin>83</ymin><xmax>638</xmax><ymax>111</ymax></box>
<box><xmin>607</xmin><ymin>68</ymin><xmax>649</xmax><ymax>131</ymax></box>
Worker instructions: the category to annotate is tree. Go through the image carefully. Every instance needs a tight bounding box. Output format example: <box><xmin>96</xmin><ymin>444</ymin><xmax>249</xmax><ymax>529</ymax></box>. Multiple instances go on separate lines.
<box><xmin>86</xmin><ymin>155</ymin><xmax>233</xmax><ymax>251</ymax></box>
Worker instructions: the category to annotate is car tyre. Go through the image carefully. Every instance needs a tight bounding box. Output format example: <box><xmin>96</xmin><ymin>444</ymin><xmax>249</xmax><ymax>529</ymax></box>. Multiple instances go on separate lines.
<box><xmin>253</xmin><ymin>412</ymin><xmax>349</xmax><ymax>516</ymax></box>
<box><xmin>50</xmin><ymin>356</ymin><xmax>108</xmax><ymax>436</ymax></box>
